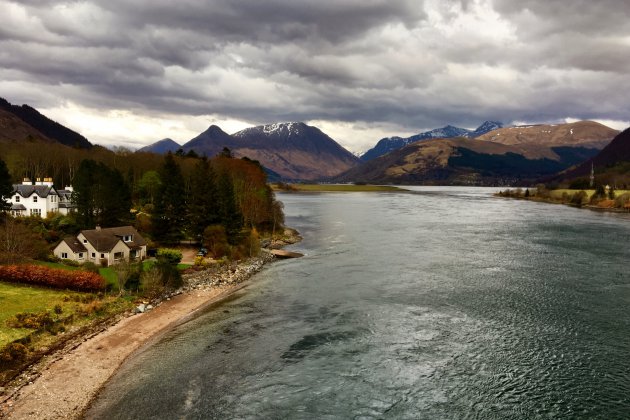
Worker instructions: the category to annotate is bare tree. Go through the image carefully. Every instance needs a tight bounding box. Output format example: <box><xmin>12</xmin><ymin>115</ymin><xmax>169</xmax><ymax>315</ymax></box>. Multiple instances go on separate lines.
<box><xmin>0</xmin><ymin>218</ymin><xmax>48</xmax><ymax>264</ymax></box>
<box><xmin>112</xmin><ymin>260</ymin><xmax>133</xmax><ymax>295</ymax></box>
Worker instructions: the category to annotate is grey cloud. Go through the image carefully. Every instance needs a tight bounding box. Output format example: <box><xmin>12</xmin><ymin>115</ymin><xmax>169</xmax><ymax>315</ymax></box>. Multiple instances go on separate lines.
<box><xmin>0</xmin><ymin>0</ymin><xmax>629</xmax><ymax>150</ymax></box>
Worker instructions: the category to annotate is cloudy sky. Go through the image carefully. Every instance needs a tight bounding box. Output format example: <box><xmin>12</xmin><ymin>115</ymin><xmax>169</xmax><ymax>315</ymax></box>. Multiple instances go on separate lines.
<box><xmin>1</xmin><ymin>0</ymin><xmax>629</xmax><ymax>153</ymax></box>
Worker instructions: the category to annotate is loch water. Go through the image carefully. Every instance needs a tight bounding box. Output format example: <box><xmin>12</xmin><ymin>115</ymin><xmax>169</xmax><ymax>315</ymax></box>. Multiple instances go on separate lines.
<box><xmin>87</xmin><ymin>187</ymin><xmax>630</xmax><ymax>419</ymax></box>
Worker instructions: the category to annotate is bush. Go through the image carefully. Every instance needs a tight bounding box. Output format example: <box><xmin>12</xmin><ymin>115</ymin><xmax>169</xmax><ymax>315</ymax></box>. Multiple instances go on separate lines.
<box><xmin>614</xmin><ymin>193</ymin><xmax>630</xmax><ymax>208</ymax></box>
<box><xmin>156</xmin><ymin>248</ymin><xmax>183</xmax><ymax>265</ymax></box>
<box><xmin>0</xmin><ymin>343</ymin><xmax>29</xmax><ymax>365</ymax></box>
<box><xmin>60</xmin><ymin>259</ymin><xmax>81</xmax><ymax>267</ymax></box>
<box><xmin>140</xmin><ymin>266</ymin><xmax>164</xmax><ymax>296</ymax></box>
<box><xmin>81</xmin><ymin>261</ymin><xmax>100</xmax><ymax>273</ymax></box>
<box><xmin>7</xmin><ymin>311</ymin><xmax>55</xmax><ymax>329</ymax></box>
<box><xmin>570</xmin><ymin>190</ymin><xmax>588</xmax><ymax>207</ymax></box>
<box><xmin>0</xmin><ymin>265</ymin><xmax>105</xmax><ymax>291</ymax></box>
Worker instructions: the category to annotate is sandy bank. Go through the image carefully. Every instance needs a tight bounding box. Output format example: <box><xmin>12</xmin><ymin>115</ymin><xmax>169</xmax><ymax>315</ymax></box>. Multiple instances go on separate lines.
<box><xmin>1</xmin><ymin>282</ymin><xmax>250</xmax><ymax>419</ymax></box>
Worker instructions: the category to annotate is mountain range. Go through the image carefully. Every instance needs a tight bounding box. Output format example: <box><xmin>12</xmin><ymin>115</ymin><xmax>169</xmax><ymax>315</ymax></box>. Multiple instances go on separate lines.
<box><xmin>337</xmin><ymin>121</ymin><xmax>619</xmax><ymax>186</ymax></box>
<box><xmin>360</xmin><ymin>121</ymin><xmax>503</xmax><ymax>161</ymax></box>
<box><xmin>1</xmin><ymin>96</ymin><xmax>624</xmax><ymax>185</ymax></box>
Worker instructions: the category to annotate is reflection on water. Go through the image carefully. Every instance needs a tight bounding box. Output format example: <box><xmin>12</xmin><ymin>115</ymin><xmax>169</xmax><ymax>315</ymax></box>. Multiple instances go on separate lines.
<box><xmin>87</xmin><ymin>187</ymin><xmax>630</xmax><ymax>419</ymax></box>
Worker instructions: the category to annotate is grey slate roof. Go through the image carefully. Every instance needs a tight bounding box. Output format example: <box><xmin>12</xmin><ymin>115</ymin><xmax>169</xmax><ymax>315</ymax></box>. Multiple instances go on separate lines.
<box><xmin>61</xmin><ymin>237</ymin><xmax>87</xmax><ymax>253</ymax></box>
<box><xmin>81</xmin><ymin>226</ymin><xmax>147</xmax><ymax>253</ymax></box>
<box><xmin>12</xmin><ymin>184</ymin><xmax>57</xmax><ymax>198</ymax></box>
<box><xmin>11</xmin><ymin>203</ymin><xmax>26</xmax><ymax>210</ymax></box>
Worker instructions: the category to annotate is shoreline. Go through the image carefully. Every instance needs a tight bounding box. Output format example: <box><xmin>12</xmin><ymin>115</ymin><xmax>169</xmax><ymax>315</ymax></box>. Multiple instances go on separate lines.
<box><xmin>0</xmin><ymin>233</ymin><xmax>301</xmax><ymax>419</ymax></box>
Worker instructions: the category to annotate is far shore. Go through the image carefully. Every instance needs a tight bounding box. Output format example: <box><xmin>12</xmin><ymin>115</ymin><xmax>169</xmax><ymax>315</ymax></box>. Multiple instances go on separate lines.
<box><xmin>272</xmin><ymin>183</ymin><xmax>406</xmax><ymax>192</ymax></box>
<box><xmin>0</xmin><ymin>233</ymin><xmax>301</xmax><ymax>419</ymax></box>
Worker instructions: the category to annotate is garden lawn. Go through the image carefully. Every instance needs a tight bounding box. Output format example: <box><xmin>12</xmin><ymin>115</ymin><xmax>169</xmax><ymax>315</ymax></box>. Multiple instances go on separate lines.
<box><xmin>33</xmin><ymin>261</ymin><xmax>81</xmax><ymax>271</ymax></box>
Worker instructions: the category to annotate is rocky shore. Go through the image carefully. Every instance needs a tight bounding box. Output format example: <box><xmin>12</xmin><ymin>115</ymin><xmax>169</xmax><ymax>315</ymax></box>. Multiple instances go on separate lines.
<box><xmin>0</xmin><ymin>230</ymin><xmax>302</xmax><ymax>420</ymax></box>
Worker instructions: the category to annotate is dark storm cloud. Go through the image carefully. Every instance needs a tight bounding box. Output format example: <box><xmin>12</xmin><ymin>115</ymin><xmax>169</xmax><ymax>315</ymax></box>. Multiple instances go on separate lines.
<box><xmin>0</xmin><ymin>0</ymin><xmax>629</xmax><ymax>149</ymax></box>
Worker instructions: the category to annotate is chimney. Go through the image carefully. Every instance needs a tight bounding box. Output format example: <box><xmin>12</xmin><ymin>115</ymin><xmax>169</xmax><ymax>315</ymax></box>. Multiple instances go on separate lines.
<box><xmin>43</xmin><ymin>177</ymin><xmax>53</xmax><ymax>187</ymax></box>
<box><xmin>65</xmin><ymin>185</ymin><xmax>73</xmax><ymax>192</ymax></box>
<box><xmin>22</xmin><ymin>178</ymin><xmax>33</xmax><ymax>185</ymax></box>
<box><xmin>95</xmin><ymin>225</ymin><xmax>101</xmax><ymax>231</ymax></box>
<box><xmin>36</xmin><ymin>177</ymin><xmax>42</xmax><ymax>185</ymax></box>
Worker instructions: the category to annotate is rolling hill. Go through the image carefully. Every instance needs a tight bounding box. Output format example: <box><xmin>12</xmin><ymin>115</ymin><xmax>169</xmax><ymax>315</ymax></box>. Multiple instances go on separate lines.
<box><xmin>475</xmin><ymin>121</ymin><xmax>618</xmax><ymax>148</ymax></box>
<box><xmin>0</xmin><ymin>97</ymin><xmax>92</xmax><ymax>148</ymax></box>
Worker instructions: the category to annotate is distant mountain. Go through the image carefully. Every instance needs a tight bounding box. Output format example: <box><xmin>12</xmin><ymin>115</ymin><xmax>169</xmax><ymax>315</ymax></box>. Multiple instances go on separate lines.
<box><xmin>475</xmin><ymin>121</ymin><xmax>617</xmax><ymax>148</ymax></box>
<box><xmin>337</xmin><ymin>137</ymin><xmax>600</xmax><ymax>186</ymax></box>
<box><xmin>137</xmin><ymin>138</ymin><xmax>181</xmax><ymax>154</ymax></box>
<box><xmin>183</xmin><ymin>125</ymin><xmax>237</xmax><ymax>157</ymax></box>
<box><xmin>0</xmin><ymin>97</ymin><xmax>92</xmax><ymax>149</ymax></box>
<box><xmin>182</xmin><ymin>122</ymin><xmax>360</xmax><ymax>180</ymax></box>
<box><xmin>360</xmin><ymin>121</ymin><xmax>503</xmax><ymax>161</ymax></box>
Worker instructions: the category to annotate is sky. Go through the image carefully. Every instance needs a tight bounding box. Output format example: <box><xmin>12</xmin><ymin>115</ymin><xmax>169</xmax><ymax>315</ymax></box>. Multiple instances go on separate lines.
<box><xmin>1</xmin><ymin>0</ymin><xmax>629</xmax><ymax>153</ymax></box>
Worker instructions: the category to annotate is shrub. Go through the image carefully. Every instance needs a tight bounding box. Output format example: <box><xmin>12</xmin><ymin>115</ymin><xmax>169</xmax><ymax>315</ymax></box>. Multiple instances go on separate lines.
<box><xmin>60</xmin><ymin>259</ymin><xmax>81</xmax><ymax>267</ymax></box>
<box><xmin>614</xmin><ymin>193</ymin><xmax>630</xmax><ymax>208</ymax></box>
<box><xmin>0</xmin><ymin>265</ymin><xmax>105</xmax><ymax>291</ymax></box>
<box><xmin>140</xmin><ymin>266</ymin><xmax>164</xmax><ymax>297</ymax></box>
<box><xmin>81</xmin><ymin>261</ymin><xmax>100</xmax><ymax>273</ymax></box>
<box><xmin>156</xmin><ymin>248</ymin><xmax>183</xmax><ymax>265</ymax></box>
<box><xmin>7</xmin><ymin>311</ymin><xmax>55</xmax><ymax>329</ymax></box>
<box><xmin>570</xmin><ymin>190</ymin><xmax>588</xmax><ymax>207</ymax></box>
<box><xmin>0</xmin><ymin>343</ymin><xmax>29</xmax><ymax>365</ymax></box>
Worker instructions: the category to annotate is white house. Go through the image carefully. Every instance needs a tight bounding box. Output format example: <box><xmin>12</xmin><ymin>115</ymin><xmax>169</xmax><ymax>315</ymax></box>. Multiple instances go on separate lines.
<box><xmin>7</xmin><ymin>178</ymin><xmax>75</xmax><ymax>217</ymax></box>
<box><xmin>53</xmin><ymin>226</ymin><xmax>147</xmax><ymax>266</ymax></box>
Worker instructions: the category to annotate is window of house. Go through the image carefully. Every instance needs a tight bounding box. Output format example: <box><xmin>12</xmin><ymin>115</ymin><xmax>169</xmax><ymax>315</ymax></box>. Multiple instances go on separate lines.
<box><xmin>113</xmin><ymin>252</ymin><xmax>123</xmax><ymax>260</ymax></box>
<box><xmin>101</xmin><ymin>253</ymin><xmax>105</xmax><ymax>258</ymax></box>
<box><xmin>78</xmin><ymin>253</ymin><xmax>84</xmax><ymax>259</ymax></box>
<box><xmin>33</xmin><ymin>196</ymin><xmax>38</xmax><ymax>202</ymax></box>
<box><xmin>83</xmin><ymin>239</ymin><xmax>88</xmax><ymax>244</ymax></box>
<box><xmin>15</xmin><ymin>195</ymin><xmax>20</xmax><ymax>202</ymax></box>
<box><xmin>61</xmin><ymin>252</ymin><xmax>68</xmax><ymax>259</ymax></box>
<box><xmin>123</xmin><ymin>235</ymin><xmax>133</xmax><ymax>242</ymax></box>
<box><xmin>92</xmin><ymin>253</ymin><xmax>96</xmax><ymax>259</ymax></box>
<box><xmin>30</xmin><ymin>209</ymin><xmax>41</xmax><ymax>216</ymax></box>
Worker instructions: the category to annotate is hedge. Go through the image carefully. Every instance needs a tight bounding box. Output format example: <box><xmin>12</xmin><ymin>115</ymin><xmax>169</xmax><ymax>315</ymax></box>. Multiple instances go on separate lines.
<box><xmin>0</xmin><ymin>265</ymin><xmax>105</xmax><ymax>291</ymax></box>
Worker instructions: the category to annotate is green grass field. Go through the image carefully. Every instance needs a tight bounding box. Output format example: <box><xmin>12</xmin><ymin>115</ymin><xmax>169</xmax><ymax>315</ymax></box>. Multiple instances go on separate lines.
<box><xmin>548</xmin><ymin>189</ymin><xmax>630</xmax><ymax>200</ymax></box>
<box><xmin>0</xmin><ymin>282</ymin><xmax>78</xmax><ymax>346</ymax></box>
<box><xmin>275</xmin><ymin>184</ymin><xmax>406</xmax><ymax>192</ymax></box>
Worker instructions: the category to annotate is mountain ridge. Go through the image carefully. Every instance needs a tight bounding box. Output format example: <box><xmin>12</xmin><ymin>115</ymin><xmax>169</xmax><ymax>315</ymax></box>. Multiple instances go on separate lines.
<box><xmin>360</xmin><ymin>120</ymin><xmax>503</xmax><ymax>161</ymax></box>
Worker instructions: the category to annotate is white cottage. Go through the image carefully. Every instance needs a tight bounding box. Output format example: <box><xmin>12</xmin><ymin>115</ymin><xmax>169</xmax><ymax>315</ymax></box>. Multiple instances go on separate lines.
<box><xmin>54</xmin><ymin>226</ymin><xmax>147</xmax><ymax>266</ymax></box>
<box><xmin>8</xmin><ymin>178</ymin><xmax>76</xmax><ymax>217</ymax></box>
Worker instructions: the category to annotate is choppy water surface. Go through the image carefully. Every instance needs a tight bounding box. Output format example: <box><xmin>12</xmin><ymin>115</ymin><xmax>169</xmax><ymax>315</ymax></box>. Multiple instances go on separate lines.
<box><xmin>87</xmin><ymin>187</ymin><xmax>630</xmax><ymax>419</ymax></box>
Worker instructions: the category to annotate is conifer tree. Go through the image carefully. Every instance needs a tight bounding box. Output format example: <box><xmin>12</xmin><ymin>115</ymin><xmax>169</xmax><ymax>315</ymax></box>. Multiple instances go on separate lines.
<box><xmin>73</xmin><ymin>159</ymin><xmax>132</xmax><ymax>228</ymax></box>
<box><xmin>152</xmin><ymin>153</ymin><xmax>186</xmax><ymax>244</ymax></box>
<box><xmin>187</xmin><ymin>157</ymin><xmax>219</xmax><ymax>239</ymax></box>
<box><xmin>216</xmin><ymin>171</ymin><xmax>242</xmax><ymax>244</ymax></box>
<box><xmin>0</xmin><ymin>158</ymin><xmax>13</xmax><ymax>213</ymax></box>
